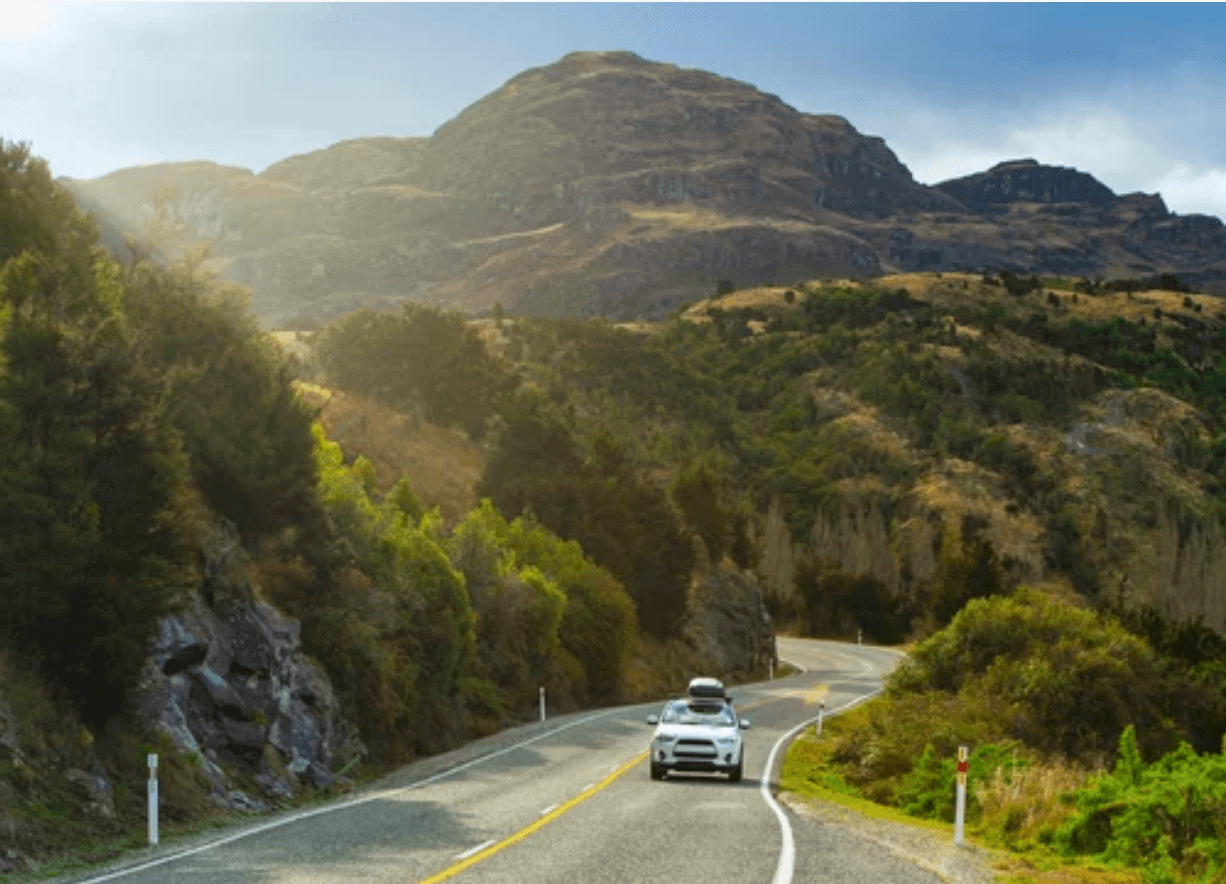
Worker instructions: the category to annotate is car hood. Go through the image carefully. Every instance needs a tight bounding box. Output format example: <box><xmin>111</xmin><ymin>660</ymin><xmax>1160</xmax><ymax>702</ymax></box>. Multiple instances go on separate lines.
<box><xmin>653</xmin><ymin>723</ymin><xmax>740</xmax><ymax>740</ymax></box>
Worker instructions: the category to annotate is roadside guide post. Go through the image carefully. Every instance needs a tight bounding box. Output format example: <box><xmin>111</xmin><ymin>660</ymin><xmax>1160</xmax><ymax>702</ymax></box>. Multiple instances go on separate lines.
<box><xmin>954</xmin><ymin>745</ymin><xmax>968</xmax><ymax>846</ymax></box>
<box><xmin>539</xmin><ymin>686</ymin><xmax>545</xmax><ymax>723</ymax></box>
<box><xmin>815</xmin><ymin>700</ymin><xmax>826</xmax><ymax>736</ymax></box>
<box><xmin>147</xmin><ymin>753</ymin><xmax>159</xmax><ymax>847</ymax></box>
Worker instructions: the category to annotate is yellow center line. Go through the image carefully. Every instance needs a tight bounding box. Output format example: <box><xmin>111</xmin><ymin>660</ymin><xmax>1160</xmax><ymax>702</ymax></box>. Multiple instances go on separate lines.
<box><xmin>414</xmin><ymin>750</ymin><xmax>649</xmax><ymax>884</ymax></box>
<box><xmin>737</xmin><ymin>683</ymin><xmax>829</xmax><ymax>713</ymax></box>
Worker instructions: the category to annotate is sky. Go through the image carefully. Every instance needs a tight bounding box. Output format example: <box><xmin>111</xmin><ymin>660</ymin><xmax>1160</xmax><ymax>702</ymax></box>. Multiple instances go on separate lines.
<box><xmin>3</xmin><ymin>2</ymin><xmax>1225</xmax><ymax>221</ymax></box>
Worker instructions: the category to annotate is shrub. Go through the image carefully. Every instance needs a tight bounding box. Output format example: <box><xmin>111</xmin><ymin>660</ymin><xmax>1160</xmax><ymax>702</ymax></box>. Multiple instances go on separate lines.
<box><xmin>1056</xmin><ymin>726</ymin><xmax>1226</xmax><ymax>883</ymax></box>
<box><xmin>889</xmin><ymin>588</ymin><xmax>1189</xmax><ymax>761</ymax></box>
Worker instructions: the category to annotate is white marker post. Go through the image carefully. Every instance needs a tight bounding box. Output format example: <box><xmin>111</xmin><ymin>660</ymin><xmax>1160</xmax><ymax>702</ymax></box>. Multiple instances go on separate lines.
<box><xmin>539</xmin><ymin>686</ymin><xmax>545</xmax><ymax>723</ymax></box>
<box><xmin>815</xmin><ymin>700</ymin><xmax>826</xmax><ymax>736</ymax></box>
<box><xmin>147</xmin><ymin>753</ymin><xmax>159</xmax><ymax>847</ymax></box>
<box><xmin>857</xmin><ymin>629</ymin><xmax>862</xmax><ymax>645</ymax></box>
<box><xmin>954</xmin><ymin>745</ymin><xmax>968</xmax><ymax>846</ymax></box>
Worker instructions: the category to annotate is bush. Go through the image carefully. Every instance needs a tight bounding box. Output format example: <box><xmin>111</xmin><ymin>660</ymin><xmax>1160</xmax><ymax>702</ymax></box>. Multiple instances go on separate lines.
<box><xmin>889</xmin><ymin>587</ymin><xmax>1192</xmax><ymax>761</ymax></box>
<box><xmin>1056</xmin><ymin>726</ymin><xmax>1226</xmax><ymax>883</ymax></box>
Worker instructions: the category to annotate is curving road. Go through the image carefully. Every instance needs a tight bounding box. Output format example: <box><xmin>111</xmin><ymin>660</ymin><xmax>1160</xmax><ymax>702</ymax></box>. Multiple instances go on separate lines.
<box><xmin>71</xmin><ymin>638</ymin><xmax>942</xmax><ymax>884</ymax></box>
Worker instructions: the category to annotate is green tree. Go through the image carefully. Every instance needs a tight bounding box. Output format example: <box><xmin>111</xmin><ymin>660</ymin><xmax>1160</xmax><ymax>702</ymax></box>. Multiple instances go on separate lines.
<box><xmin>307</xmin><ymin>425</ymin><xmax>475</xmax><ymax>756</ymax></box>
<box><xmin>670</xmin><ymin>453</ymin><xmax>732</xmax><ymax>564</ymax></box>
<box><xmin>0</xmin><ymin>251</ymin><xmax>192</xmax><ymax>723</ymax></box>
<box><xmin>315</xmin><ymin>303</ymin><xmax>510</xmax><ymax>437</ymax></box>
<box><xmin>119</xmin><ymin>250</ymin><xmax>324</xmax><ymax>549</ymax></box>
<box><xmin>479</xmin><ymin>395</ymin><xmax>693</xmax><ymax>638</ymax></box>
<box><xmin>447</xmin><ymin>500</ymin><xmax>637</xmax><ymax>706</ymax></box>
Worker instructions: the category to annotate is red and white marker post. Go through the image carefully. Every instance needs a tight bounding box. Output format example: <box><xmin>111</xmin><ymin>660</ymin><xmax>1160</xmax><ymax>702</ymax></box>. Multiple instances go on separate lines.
<box><xmin>954</xmin><ymin>745</ymin><xmax>968</xmax><ymax>846</ymax></box>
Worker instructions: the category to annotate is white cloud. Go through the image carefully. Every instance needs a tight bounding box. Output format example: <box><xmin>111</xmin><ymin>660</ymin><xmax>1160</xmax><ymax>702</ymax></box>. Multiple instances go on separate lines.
<box><xmin>871</xmin><ymin>102</ymin><xmax>1226</xmax><ymax>222</ymax></box>
<box><xmin>0</xmin><ymin>2</ymin><xmax>58</xmax><ymax>43</ymax></box>
<box><xmin>1153</xmin><ymin>165</ymin><xmax>1226</xmax><ymax>220</ymax></box>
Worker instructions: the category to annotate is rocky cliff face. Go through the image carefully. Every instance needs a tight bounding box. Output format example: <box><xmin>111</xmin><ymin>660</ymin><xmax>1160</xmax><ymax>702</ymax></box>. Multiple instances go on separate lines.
<box><xmin>61</xmin><ymin>51</ymin><xmax>1226</xmax><ymax>325</ymax></box>
<box><xmin>136</xmin><ymin>512</ymin><xmax>364</xmax><ymax>812</ymax></box>
<box><xmin>936</xmin><ymin>158</ymin><xmax>1119</xmax><ymax>209</ymax></box>
<box><xmin>685</xmin><ymin>563</ymin><xmax>776</xmax><ymax>677</ymax></box>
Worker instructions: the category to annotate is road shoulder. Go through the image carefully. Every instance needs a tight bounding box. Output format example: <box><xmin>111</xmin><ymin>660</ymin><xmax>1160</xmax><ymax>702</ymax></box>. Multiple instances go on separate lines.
<box><xmin>779</xmin><ymin>791</ymin><xmax>1005</xmax><ymax>884</ymax></box>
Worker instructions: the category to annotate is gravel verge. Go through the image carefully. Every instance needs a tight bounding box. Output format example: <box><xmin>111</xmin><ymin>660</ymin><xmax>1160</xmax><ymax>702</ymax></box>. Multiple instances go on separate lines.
<box><xmin>780</xmin><ymin>791</ymin><xmax>1007</xmax><ymax>884</ymax></box>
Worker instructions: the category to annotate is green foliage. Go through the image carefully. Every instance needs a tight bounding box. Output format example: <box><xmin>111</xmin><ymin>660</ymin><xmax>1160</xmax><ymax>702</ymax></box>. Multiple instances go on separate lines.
<box><xmin>801</xmin><ymin>285</ymin><xmax>932</xmax><ymax>330</ymax></box>
<box><xmin>793</xmin><ymin>556</ymin><xmax>907</xmax><ymax>643</ymax></box>
<box><xmin>306</xmin><ymin>424</ymin><xmax>475</xmax><ymax>758</ymax></box>
<box><xmin>0</xmin><ymin>140</ymin><xmax>98</xmax><ymax>285</ymax></box>
<box><xmin>383</xmin><ymin>476</ymin><xmax>425</xmax><ymax>523</ymax></box>
<box><xmin>479</xmin><ymin>390</ymin><xmax>693</xmax><ymax>639</ymax></box>
<box><xmin>447</xmin><ymin>500</ymin><xmax>637</xmax><ymax>706</ymax></box>
<box><xmin>315</xmin><ymin>304</ymin><xmax>510</xmax><ymax>437</ymax></box>
<box><xmin>1057</xmin><ymin>727</ymin><xmax>1226</xmax><ymax>884</ymax></box>
<box><xmin>669</xmin><ymin>452</ymin><xmax>732</xmax><ymax>563</ymax></box>
<box><xmin>896</xmin><ymin>741</ymin><xmax>1030</xmax><ymax>823</ymax></box>
<box><xmin>119</xmin><ymin>251</ymin><xmax>324</xmax><ymax>549</ymax></box>
<box><xmin>888</xmin><ymin>588</ymin><xmax>1203</xmax><ymax>761</ymax></box>
<box><xmin>929</xmin><ymin>523</ymin><xmax>1006</xmax><ymax>625</ymax></box>
<box><xmin>0</xmin><ymin>147</ymin><xmax>193</xmax><ymax>724</ymax></box>
<box><xmin>999</xmin><ymin>270</ymin><xmax>1042</xmax><ymax>297</ymax></box>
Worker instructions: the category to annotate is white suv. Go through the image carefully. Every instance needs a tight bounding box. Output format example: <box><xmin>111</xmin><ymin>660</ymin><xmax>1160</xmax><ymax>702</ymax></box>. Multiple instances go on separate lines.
<box><xmin>646</xmin><ymin>696</ymin><xmax>751</xmax><ymax>781</ymax></box>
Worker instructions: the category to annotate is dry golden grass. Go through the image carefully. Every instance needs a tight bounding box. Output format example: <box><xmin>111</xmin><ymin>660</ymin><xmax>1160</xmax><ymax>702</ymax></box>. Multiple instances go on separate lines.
<box><xmin>974</xmin><ymin>756</ymin><xmax>1100</xmax><ymax>849</ymax></box>
<box><xmin>293</xmin><ymin>382</ymin><xmax>482</xmax><ymax>528</ymax></box>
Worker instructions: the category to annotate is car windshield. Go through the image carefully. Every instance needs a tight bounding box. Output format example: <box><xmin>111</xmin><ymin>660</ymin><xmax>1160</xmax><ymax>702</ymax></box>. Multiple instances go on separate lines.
<box><xmin>660</xmin><ymin>700</ymin><xmax>735</xmax><ymax>726</ymax></box>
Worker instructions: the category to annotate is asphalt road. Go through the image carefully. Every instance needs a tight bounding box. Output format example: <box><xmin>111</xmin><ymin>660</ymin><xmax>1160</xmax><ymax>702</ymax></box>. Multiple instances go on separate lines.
<box><xmin>73</xmin><ymin>638</ymin><xmax>943</xmax><ymax>884</ymax></box>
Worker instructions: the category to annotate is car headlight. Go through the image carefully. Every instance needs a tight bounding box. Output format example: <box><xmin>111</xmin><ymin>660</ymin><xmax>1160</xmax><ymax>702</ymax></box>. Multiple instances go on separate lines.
<box><xmin>715</xmin><ymin>736</ymin><xmax>738</xmax><ymax>745</ymax></box>
<box><xmin>654</xmin><ymin>733</ymin><xmax>678</xmax><ymax>744</ymax></box>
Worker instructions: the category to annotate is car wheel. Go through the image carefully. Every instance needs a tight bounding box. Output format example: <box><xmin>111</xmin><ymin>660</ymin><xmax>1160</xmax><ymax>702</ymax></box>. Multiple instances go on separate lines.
<box><xmin>650</xmin><ymin>761</ymin><xmax>666</xmax><ymax>780</ymax></box>
<box><xmin>729</xmin><ymin>755</ymin><xmax>743</xmax><ymax>783</ymax></box>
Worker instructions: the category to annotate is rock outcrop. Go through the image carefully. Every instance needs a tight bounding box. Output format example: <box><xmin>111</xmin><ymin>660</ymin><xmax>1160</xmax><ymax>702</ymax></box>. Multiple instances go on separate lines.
<box><xmin>60</xmin><ymin>51</ymin><xmax>1226</xmax><ymax>326</ymax></box>
<box><xmin>936</xmin><ymin>158</ymin><xmax>1119</xmax><ymax>210</ymax></box>
<box><xmin>685</xmin><ymin>564</ymin><xmax>776</xmax><ymax>676</ymax></box>
<box><xmin>136</xmin><ymin>513</ymin><xmax>364</xmax><ymax>811</ymax></box>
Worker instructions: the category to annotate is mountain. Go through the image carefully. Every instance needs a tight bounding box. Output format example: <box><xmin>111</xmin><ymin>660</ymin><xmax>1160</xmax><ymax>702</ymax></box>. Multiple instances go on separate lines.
<box><xmin>60</xmin><ymin>51</ymin><xmax>1226</xmax><ymax>326</ymax></box>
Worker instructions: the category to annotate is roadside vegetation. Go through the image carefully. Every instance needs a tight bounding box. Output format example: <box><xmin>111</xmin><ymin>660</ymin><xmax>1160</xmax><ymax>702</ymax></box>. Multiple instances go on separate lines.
<box><xmin>0</xmin><ymin>140</ymin><xmax>718</xmax><ymax>873</ymax></box>
<box><xmin>782</xmin><ymin>584</ymin><xmax>1226</xmax><ymax>884</ymax></box>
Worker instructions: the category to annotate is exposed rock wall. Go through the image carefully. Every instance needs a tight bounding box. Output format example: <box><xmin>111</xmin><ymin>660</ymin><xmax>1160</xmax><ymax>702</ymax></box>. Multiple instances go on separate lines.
<box><xmin>685</xmin><ymin>564</ymin><xmax>776</xmax><ymax>676</ymax></box>
<box><xmin>136</xmin><ymin>514</ymin><xmax>364</xmax><ymax>811</ymax></box>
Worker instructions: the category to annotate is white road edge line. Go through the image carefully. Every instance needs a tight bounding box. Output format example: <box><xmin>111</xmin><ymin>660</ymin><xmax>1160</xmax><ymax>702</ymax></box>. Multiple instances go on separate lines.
<box><xmin>454</xmin><ymin>839</ymin><xmax>496</xmax><ymax>861</ymax></box>
<box><xmin>76</xmin><ymin>707</ymin><xmax>625</xmax><ymax>883</ymax></box>
<box><xmin>539</xmin><ymin>804</ymin><xmax>558</xmax><ymax>816</ymax></box>
<box><xmin>760</xmin><ymin>672</ymin><xmax>891</xmax><ymax>884</ymax></box>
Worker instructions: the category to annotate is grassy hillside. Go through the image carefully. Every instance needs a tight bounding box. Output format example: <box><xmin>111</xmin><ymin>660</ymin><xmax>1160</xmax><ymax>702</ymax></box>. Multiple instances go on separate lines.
<box><xmin>301</xmin><ymin>268</ymin><xmax>1226</xmax><ymax>647</ymax></box>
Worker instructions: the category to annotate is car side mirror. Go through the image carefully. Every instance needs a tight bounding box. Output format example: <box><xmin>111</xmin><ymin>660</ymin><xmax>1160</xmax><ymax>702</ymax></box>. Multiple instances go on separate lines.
<box><xmin>646</xmin><ymin>714</ymin><xmax>659</xmax><ymax>725</ymax></box>
<box><xmin>739</xmin><ymin>719</ymin><xmax>751</xmax><ymax>730</ymax></box>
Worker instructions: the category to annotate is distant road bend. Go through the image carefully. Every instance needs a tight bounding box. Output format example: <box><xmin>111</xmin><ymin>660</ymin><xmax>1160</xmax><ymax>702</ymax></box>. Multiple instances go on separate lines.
<box><xmin>75</xmin><ymin>638</ymin><xmax>948</xmax><ymax>884</ymax></box>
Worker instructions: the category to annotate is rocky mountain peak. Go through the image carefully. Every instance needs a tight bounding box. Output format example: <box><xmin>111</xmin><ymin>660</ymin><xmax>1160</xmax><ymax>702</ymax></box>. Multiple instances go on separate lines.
<box><xmin>937</xmin><ymin>158</ymin><xmax>1118</xmax><ymax>210</ymax></box>
<box><xmin>61</xmin><ymin>51</ymin><xmax>1226</xmax><ymax>324</ymax></box>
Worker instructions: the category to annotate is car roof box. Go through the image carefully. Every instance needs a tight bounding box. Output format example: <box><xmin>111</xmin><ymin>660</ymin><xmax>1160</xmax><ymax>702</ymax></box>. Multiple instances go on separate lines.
<box><xmin>687</xmin><ymin>677</ymin><xmax>727</xmax><ymax>699</ymax></box>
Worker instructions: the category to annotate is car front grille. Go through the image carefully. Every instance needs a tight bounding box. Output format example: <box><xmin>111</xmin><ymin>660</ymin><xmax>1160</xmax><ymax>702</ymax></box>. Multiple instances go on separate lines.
<box><xmin>674</xmin><ymin>738</ymin><xmax>717</xmax><ymax>759</ymax></box>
